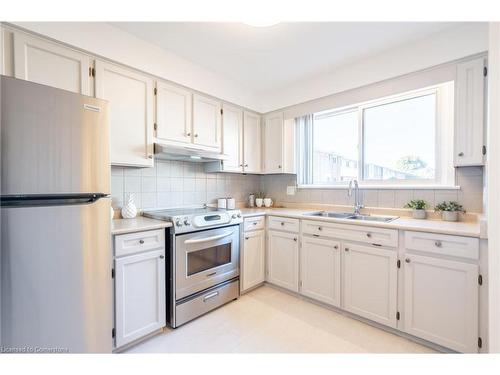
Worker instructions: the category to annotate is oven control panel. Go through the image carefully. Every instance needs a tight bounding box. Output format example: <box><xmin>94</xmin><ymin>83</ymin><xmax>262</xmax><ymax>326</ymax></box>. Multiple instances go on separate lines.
<box><xmin>172</xmin><ymin>209</ymin><xmax>242</xmax><ymax>233</ymax></box>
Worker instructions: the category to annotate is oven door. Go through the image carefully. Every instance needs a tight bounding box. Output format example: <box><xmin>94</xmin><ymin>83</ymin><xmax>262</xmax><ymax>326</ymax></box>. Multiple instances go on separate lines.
<box><xmin>175</xmin><ymin>225</ymin><xmax>239</xmax><ymax>300</ymax></box>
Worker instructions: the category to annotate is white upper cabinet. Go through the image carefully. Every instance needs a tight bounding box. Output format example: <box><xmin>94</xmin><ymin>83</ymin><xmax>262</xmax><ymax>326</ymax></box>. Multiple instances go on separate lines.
<box><xmin>192</xmin><ymin>93</ymin><xmax>222</xmax><ymax>150</ymax></box>
<box><xmin>343</xmin><ymin>243</ymin><xmax>398</xmax><ymax>328</ymax></box>
<box><xmin>263</xmin><ymin>112</ymin><xmax>295</xmax><ymax>174</ymax></box>
<box><xmin>95</xmin><ymin>60</ymin><xmax>154</xmax><ymax>167</ymax></box>
<box><xmin>300</xmin><ymin>235</ymin><xmax>341</xmax><ymax>307</ymax></box>
<box><xmin>455</xmin><ymin>56</ymin><xmax>487</xmax><ymax>166</ymax></box>
<box><xmin>243</xmin><ymin>111</ymin><xmax>262</xmax><ymax>173</ymax></box>
<box><xmin>403</xmin><ymin>254</ymin><xmax>479</xmax><ymax>353</ymax></box>
<box><xmin>155</xmin><ymin>81</ymin><xmax>192</xmax><ymax>145</ymax></box>
<box><xmin>12</xmin><ymin>32</ymin><xmax>90</xmax><ymax>95</ymax></box>
<box><xmin>221</xmin><ymin>104</ymin><xmax>244</xmax><ymax>172</ymax></box>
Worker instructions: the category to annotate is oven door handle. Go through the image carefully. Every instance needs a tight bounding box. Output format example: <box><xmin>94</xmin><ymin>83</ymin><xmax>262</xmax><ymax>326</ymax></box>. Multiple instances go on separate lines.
<box><xmin>184</xmin><ymin>231</ymin><xmax>234</xmax><ymax>244</ymax></box>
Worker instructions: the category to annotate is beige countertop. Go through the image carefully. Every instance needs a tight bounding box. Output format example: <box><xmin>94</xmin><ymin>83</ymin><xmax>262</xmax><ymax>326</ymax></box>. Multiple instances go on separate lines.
<box><xmin>240</xmin><ymin>207</ymin><xmax>482</xmax><ymax>238</ymax></box>
<box><xmin>111</xmin><ymin>217</ymin><xmax>172</xmax><ymax>235</ymax></box>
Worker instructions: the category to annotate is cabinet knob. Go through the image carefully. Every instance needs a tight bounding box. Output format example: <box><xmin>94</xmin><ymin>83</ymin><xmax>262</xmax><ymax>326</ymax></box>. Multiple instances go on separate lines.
<box><xmin>334</xmin><ymin>245</ymin><xmax>339</xmax><ymax>250</ymax></box>
<box><xmin>281</xmin><ymin>222</ymin><xmax>285</xmax><ymax>226</ymax></box>
<box><xmin>194</xmin><ymin>133</ymin><xmax>199</xmax><ymax>138</ymax></box>
<box><xmin>293</xmin><ymin>237</ymin><xmax>297</xmax><ymax>242</ymax></box>
<box><xmin>366</xmin><ymin>233</ymin><xmax>372</xmax><ymax>238</ymax></box>
<box><xmin>345</xmin><ymin>247</ymin><xmax>349</xmax><ymax>252</ymax></box>
<box><xmin>245</xmin><ymin>236</ymin><xmax>249</xmax><ymax>240</ymax></box>
<box><xmin>148</xmin><ymin>155</ymin><xmax>153</xmax><ymax>159</ymax></box>
<box><xmin>405</xmin><ymin>258</ymin><xmax>411</xmax><ymax>263</ymax></box>
<box><xmin>159</xmin><ymin>255</ymin><xmax>164</xmax><ymax>259</ymax></box>
<box><xmin>244</xmin><ymin>164</ymin><xmax>249</xmax><ymax>167</ymax></box>
<box><xmin>278</xmin><ymin>165</ymin><xmax>282</xmax><ymax>169</ymax></box>
<box><xmin>458</xmin><ymin>152</ymin><xmax>464</xmax><ymax>157</ymax></box>
<box><xmin>253</xmin><ymin>222</ymin><xmax>258</xmax><ymax>225</ymax></box>
<box><xmin>318</xmin><ymin>226</ymin><xmax>322</xmax><ymax>231</ymax></box>
<box><xmin>239</xmin><ymin>164</ymin><xmax>243</xmax><ymax>167</ymax></box>
<box><xmin>434</xmin><ymin>241</ymin><xmax>442</xmax><ymax>248</ymax></box>
<box><xmin>139</xmin><ymin>239</ymin><xmax>144</xmax><ymax>244</ymax></box>
<box><xmin>187</xmin><ymin>132</ymin><xmax>191</xmax><ymax>137</ymax></box>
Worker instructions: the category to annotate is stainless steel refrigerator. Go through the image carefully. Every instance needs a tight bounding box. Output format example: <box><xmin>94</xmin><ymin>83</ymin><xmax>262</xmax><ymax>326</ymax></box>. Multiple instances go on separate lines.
<box><xmin>0</xmin><ymin>76</ymin><xmax>112</xmax><ymax>353</ymax></box>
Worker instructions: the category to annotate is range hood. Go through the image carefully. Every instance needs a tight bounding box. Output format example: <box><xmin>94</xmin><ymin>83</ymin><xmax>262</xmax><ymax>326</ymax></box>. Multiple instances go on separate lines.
<box><xmin>154</xmin><ymin>142</ymin><xmax>228</xmax><ymax>163</ymax></box>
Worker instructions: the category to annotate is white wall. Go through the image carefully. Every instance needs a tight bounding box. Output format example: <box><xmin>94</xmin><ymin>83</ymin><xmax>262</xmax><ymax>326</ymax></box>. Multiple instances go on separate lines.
<box><xmin>9</xmin><ymin>22</ymin><xmax>261</xmax><ymax>112</ymax></box>
<box><xmin>259</xmin><ymin>23</ymin><xmax>489</xmax><ymax>113</ymax></box>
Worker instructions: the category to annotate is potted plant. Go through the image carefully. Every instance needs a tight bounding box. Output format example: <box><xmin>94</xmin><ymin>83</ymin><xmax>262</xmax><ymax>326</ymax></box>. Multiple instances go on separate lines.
<box><xmin>404</xmin><ymin>199</ymin><xmax>428</xmax><ymax>219</ymax></box>
<box><xmin>434</xmin><ymin>201</ymin><xmax>465</xmax><ymax>222</ymax></box>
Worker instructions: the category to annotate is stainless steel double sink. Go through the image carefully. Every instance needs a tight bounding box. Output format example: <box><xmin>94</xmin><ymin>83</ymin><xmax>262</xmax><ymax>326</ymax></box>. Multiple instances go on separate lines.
<box><xmin>304</xmin><ymin>211</ymin><xmax>398</xmax><ymax>223</ymax></box>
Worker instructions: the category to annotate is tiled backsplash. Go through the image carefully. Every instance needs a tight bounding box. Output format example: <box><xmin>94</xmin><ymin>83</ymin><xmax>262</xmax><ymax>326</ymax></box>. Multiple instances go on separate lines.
<box><xmin>111</xmin><ymin>160</ymin><xmax>261</xmax><ymax>211</ymax></box>
<box><xmin>261</xmin><ymin>167</ymin><xmax>485</xmax><ymax>213</ymax></box>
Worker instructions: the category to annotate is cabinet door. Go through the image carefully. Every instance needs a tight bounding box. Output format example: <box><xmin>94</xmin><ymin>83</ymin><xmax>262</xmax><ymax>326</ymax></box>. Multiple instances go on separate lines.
<box><xmin>95</xmin><ymin>60</ymin><xmax>154</xmax><ymax>167</ymax></box>
<box><xmin>222</xmin><ymin>104</ymin><xmax>244</xmax><ymax>172</ymax></box>
<box><xmin>267</xmin><ymin>230</ymin><xmax>299</xmax><ymax>292</ymax></box>
<box><xmin>13</xmin><ymin>32</ymin><xmax>90</xmax><ymax>95</ymax></box>
<box><xmin>192</xmin><ymin>93</ymin><xmax>222</xmax><ymax>150</ymax></box>
<box><xmin>403</xmin><ymin>254</ymin><xmax>478</xmax><ymax>352</ymax></box>
<box><xmin>156</xmin><ymin>81</ymin><xmax>192</xmax><ymax>145</ymax></box>
<box><xmin>343</xmin><ymin>243</ymin><xmax>398</xmax><ymax>328</ymax></box>
<box><xmin>243</xmin><ymin>111</ymin><xmax>262</xmax><ymax>173</ymax></box>
<box><xmin>115</xmin><ymin>249</ymin><xmax>166</xmax><ymax>348</ymax></box>
<box><xmin>242</xmin><ymin>229</ymin><xmax>266</xmax><ymax>291</ymax></box>
<box><xmin>455</xmin><ymin>57</ymin><xmax>486</xmax><ymax>166</ymax></box>
<box><xmin>300</xmin><ymin>236</ymin><xmax>341</xmax><ymax>307</ymax></box>
<box><xmin>263</xmin><ymin>112</ymin><xmax>284</xmax><ymax>173</ymax></box>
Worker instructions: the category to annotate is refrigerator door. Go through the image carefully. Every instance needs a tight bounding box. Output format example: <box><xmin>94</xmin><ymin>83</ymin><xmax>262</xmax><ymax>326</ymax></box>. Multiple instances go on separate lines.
<box><xmin>1</xmin><ymin>198</ymin><xmax>112</xmax><ymax>353</ymax></box>
<box><xmin>1</xmin><ymin>75</ymin><xmax>110</xmax><ymax>196</ymax></box>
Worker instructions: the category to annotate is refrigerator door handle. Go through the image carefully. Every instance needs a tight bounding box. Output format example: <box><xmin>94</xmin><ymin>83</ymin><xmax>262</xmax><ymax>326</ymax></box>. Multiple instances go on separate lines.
<box><xmin>0</xmin><ymin>193</ymin><xmax>109</xmax><ymax>208</ymax></box>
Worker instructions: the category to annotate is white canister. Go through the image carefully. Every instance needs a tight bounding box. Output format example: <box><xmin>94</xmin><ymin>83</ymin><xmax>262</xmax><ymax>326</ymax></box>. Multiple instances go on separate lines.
<box><xmin>263</xmin><ymin>198</ymin><xmax>273</xmax><ymax>207</ymax></box>
<box><xmin>217</xmin><ymin>198</ymin><xmax>227</xmax><ymax>209</ymax></box>
<box><xmin>248</xmin><ymin>194</ymin><xmax>255</xmax><ymax>208</ymax></box>
<box><xmin>227</xmin><ymin>198</ymin><xmax>236</xmax><ymax>210</ymax></box>
<box><xmin>255</xmin><ymin>198</ymin><xmax>263</xmax><ymax>208</ymax></box>
<box><xmin>121</xmin><ymin>193</ymin><xmax>137</xmax><ymax>219</ymax></box>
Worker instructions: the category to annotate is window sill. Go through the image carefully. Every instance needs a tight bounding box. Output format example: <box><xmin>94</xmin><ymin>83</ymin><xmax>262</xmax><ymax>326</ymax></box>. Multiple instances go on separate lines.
<box><xmin>297</xmin><ymin>184</ymin><xmax>461</xmax><ymax>190</ymax></box>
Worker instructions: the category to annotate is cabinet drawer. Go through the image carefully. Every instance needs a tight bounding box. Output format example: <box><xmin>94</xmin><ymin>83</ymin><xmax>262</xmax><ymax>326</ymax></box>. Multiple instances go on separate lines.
<box><xmin>115</xmin><ymin>229</ymin><xmax>165</xmax><ymax>257</ymax></box>
<box><xmin>404</xmin><ymin>231</ymin><xmax>479</xmax><ymax>260</ymax></box>
<box><xmin>302</xmin><ymin>220</ymin><xmax>398</xmax><ymax>247</ymax></box>
<box><xmin>268</xmin><ymin>216</ymin><xmax>300</xmax><ymax>232</ymax></box>
<box><xmin>244</xmin><ymin>216</ymin><xmax>265</xmax><ymax>232</ymax></box>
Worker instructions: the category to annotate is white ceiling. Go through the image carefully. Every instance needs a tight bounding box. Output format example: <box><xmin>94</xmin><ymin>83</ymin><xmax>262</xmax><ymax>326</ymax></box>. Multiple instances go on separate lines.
<box><xmin>110</xmin><ymin>22</ymin><xmax>461</xmax><ymax>93</ymax></box>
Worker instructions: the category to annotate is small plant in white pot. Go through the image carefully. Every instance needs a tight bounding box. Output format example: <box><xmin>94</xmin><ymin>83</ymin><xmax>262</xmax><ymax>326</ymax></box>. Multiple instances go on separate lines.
<box><xmin>434</xmin><ymin>201</ymin><xmax>465</xmax><ymax>222</ymax></box>
<box><xmin>404</xmin><ymin>199</ymin><xmax>428</xmax><ymax>219</ymax></box>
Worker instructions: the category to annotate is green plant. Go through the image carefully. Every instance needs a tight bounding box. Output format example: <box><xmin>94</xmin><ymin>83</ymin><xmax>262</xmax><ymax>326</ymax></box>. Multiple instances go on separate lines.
<box><xmin>434</xmin><ymin>201</ymin><xmax>465</xmax><ymax>213</ymax></box>
<box><xmin>255</xmin><ymin>192</ymin><xmax>265</xmax><ymax>199</ymax></box>
<box><xmin>404</xmin><ymin>199</ymin><xmax>428</xmax><ymax>210</ymax></box>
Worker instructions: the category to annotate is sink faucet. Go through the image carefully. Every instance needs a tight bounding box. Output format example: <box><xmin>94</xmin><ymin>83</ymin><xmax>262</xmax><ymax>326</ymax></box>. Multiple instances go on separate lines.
<box><xmin>348</xmin><ymin>179</ymin><xmax>364</xmax><ymax>215</ymax></box>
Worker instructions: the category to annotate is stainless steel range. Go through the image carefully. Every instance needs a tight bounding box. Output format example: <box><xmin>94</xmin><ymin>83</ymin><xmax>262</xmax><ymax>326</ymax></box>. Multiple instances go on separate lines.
<box><xmin>143</xmin><ymin>206</ymin><xmax>243</xmax><ymax>327</ymax></box>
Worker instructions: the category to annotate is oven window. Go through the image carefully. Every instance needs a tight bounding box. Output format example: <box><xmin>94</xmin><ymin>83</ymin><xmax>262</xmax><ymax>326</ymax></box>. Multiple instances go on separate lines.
<box><xmin>187</xmin><ymin>243</ymin><xmax>232</xmax><ymax>276</ymax></box>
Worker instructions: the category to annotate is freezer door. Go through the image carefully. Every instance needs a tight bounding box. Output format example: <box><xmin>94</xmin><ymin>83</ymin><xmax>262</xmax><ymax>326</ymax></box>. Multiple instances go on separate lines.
<box><xmin>1</xmin><ymin>198</ymin><xmax>112</xmax><ymax>353</ymax></box>
<box><xmin>1</xmin><ymin>75</ymin><xmax>110</xmax><ymax>196</ymax></box>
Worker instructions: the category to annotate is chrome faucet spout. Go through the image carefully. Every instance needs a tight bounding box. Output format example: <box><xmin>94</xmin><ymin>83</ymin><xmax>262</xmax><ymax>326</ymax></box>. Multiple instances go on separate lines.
<box><xmin>348</xmin><ymin>179</ymin><xmax>363</xmax><ymax>215</ymax></box>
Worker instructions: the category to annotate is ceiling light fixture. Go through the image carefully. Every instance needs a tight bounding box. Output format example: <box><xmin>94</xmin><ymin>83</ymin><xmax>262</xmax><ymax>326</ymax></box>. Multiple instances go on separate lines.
<box><xmin>242</xmin><ymin>21</ymin><xmax>280</xmax><ymax>28</ymax></box>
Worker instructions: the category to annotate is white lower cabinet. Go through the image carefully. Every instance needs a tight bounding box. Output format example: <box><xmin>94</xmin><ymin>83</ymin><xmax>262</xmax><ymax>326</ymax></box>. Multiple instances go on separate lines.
<box><xmin>300</xmin><ymin>235</ymin><xmax>341</xmax><ymax>307</ymax></box>
<box><xmin>267</xmin><ymin>230</ymin><xmax>299</xmax><ymax>292</ymax></box>
<box><xmin>115</xmin><ymin>248</ymin><xmax>166</xmax><ymax>348</ymax></box>
<box><xmin>242</xmin><ymin>229</ymin><xmax>266</xmax><ymax>291</ymax></box>
<box><xmin>403</xmin><ymin>254</ymin><xmax>479</xmax><ymax>352</ymax></box>
<box><xmin>343</xmin><ymin>242</ymin><xmax>398</xmax><ymax>328</ymax></box>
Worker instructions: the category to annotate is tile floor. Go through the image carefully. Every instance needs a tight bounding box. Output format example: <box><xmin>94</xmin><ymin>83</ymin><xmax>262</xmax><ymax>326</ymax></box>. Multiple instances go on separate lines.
<box><xmin>125</xmin><ymin>285</ymin><xmax>437</xmax><ymax>353</ymax></box>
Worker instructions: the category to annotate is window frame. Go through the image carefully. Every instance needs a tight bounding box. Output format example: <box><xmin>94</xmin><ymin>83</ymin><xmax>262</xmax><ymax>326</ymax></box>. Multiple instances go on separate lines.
<box><xmin>298</xmin><ymin>83</ymin><xmax>456</xmax><ymax>189</ymax></box>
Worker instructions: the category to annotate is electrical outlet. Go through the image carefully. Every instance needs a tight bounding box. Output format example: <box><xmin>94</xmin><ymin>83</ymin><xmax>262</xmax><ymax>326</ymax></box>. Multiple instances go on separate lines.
<box><xmin>286</xmin><ymin>186</ymin><xmax>296</xmax><ymax>195</ymax></box>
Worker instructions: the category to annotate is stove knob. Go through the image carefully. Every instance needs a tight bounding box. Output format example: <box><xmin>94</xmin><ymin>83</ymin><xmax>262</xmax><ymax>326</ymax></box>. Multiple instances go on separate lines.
<box><xmin>175</xmin><ymin>219</ymin><xmax>182</xmax><ymax>227</ymax></box>
<box><xmin>232</xmin><ymin>214</ymin><xmax>237</xmax><ymax>219</ymax></box>
<box><xmin>237</xmin><ymin>213</ymin><xmax>241</xmax><ymax>218</ymax></box>
<box><xmin>184</xmin><ymin>218</ymin><xmax>190</xmax><ymax>226</ymax></box>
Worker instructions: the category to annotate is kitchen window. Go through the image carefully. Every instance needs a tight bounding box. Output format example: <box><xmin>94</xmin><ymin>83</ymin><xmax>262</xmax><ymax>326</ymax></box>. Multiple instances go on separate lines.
<box><xmin>296</xmin><ymin>83</ymin><xmax>455</xmax><ymax>188</ymax></box>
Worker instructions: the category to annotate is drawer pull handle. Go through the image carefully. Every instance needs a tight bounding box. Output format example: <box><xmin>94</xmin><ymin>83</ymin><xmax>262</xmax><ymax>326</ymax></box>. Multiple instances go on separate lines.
<box><xmin>281</xmin><ymin>222</ymin><xmax>285</xmax><ymax>226</ymax></box>
<box><xmin>435</xmin><ymin>241</ymin><xmax>442</xmax><ymax>248</ymax></box>
<box><xmin>203</xmin><ymin>291</ymin><xmax>219</xmax><ymax>302</ymax></box>
<box><xmin>318</xmin><ymin>226</ymin><xmax>322</xmax><ymax>231</ymax></box>
<box><xmin>372</xmin><ymin>243</ymin><xmax>382</xmax><ymax>247</ymax></box>
<box><xmin>206</xmin><ymin>272</ymin><xmax>217</xmax><ymax>277</ymax></box>
<box><xmin>405</xmin><ymin>258</ymin><xmax>411</xmax><ymax>263</ymax></box>
<box><xmin>345</xmin><ymin>247</ymin><xmax>349</xmax><ymax>252</ymax></box>
<box><xmin>253</xmin><ymin>222</ymin><xmax>258</xmax><ymax>225</ymax></box>
<box><xmin>366</xmin><ymin>233</ymin><xmax>372</xmax><ymax>238</ymax></box>
<box><xmin>458</xmin><ymin>152</ymin><xmax>464</xmax><ymax>157</ymax></box>
<box><xmin>139</xmin><ymin>239</ymin><xmax>145</xmax><ymax>244</ymax></box>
